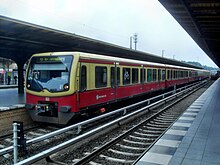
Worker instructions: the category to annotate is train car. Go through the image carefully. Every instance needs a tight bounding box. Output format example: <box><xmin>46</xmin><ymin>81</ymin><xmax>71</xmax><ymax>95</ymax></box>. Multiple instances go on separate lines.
<box><xmin>25</xmin><ymin>52</ymin><xmax>210</xmax><ymax>125</ymax></box>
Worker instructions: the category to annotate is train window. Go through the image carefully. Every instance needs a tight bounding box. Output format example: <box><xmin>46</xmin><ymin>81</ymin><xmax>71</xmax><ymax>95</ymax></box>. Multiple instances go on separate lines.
<box><xmin>174</xmin><ymin>70</ymin><xmax>177</xmax><ymax>79</ymax></box>
<box><xmin>167</xmin><ymin>70</ymin><xmax>171</xmax><ymax>80</ymax></box>
<box><xmin>147</xmin><ymin>69</ymin><xmax>152</xmax><ymax>82</ymax></box>
<box><xmin>132</xmin><ymin>68</ymin><xmax>139</xmax><ymax>84</ymax></box>
<box><xmin>80</xmin><ymin>65</ymin><xmax>87</xmax><ymax>91</ymax></box>
<box><xmin>171</xmin><ymin>70</ymin><xmax>174</xmax><ymax>79</ymax></box>
<box><xmin>171</xmin><ymin>70</ymin><xmax>173</xmax><ymax>79</ymax></box>
<box><xmin>158</xmin><ymin>69</ymin><xmax>161</xmax><ymax>81</ymax></box>
<box><xmin>111</xmin><ymin>67</ymin><xmax>120</xmax><ymax>87</ymax></box>
<box><xmin>178</xmin><ymin>71</ymin><xmax>181</xmax><ymax>78</ymax></box>
<box><xmin>178</xmin><ymin>71</ymin><xmax>180</xmax><ymax>78</ymax></box>
<box><xmin>162</xmin><ymin>70</ymin><xmax>166</xmax><ymax>81</ymax></box>
<box><xmin>141</xmin><ymin>68</ymin><xmax>146</xmax><ymax>83</ymax></box>
<box><xmin>123</xmin><ymin>68</ymin><xmax>131</xmax><ymax>85</ymax></box>
<box><xmin>181</xmin><ymin>71</ymin><xmax>184</xmax><ymax>78</ymax></box>
<box><xmin>95</xmin><ymin>66</ymin><xmax>107</xmax><ymax>88</ymax></box>
<box><xmin>153</xmin><ymin>69</ymin><xmax>157</xmax><ymax>81</ymax></box>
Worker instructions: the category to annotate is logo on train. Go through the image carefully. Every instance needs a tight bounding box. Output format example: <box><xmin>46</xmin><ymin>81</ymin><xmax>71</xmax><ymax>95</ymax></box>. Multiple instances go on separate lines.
<box><xmin>96</xmin><ymin>94</ymin><xmax>107</xmax><ymax>100</ymax></box>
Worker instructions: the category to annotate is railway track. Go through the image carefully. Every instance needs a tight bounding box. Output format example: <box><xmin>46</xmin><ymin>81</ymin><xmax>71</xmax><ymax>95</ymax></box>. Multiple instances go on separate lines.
<box><xmin>52</xmin><ymin>81</ymin><xmax>212</xmax><ymax>165</ymax></box>
<box><xmin>73</xmin><ymin>107</ymin><xmax>183</xmax><ymax>164</ymax></box>
<box><xmin>0</xmin><ymin>125</ymin><xmax>60</xmax><ymax>163</ymax></box>
<box><xmin>0</xmin><ymin>80</ymin><xmax>211</xmax><ymax>164</ymax></box>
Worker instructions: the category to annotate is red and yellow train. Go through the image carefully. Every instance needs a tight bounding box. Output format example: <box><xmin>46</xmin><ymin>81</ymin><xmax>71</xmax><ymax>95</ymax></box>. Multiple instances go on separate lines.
<box><xmin>25</xmin><ymin>52</ymin><xmax>210</xmax><ymax>125</ymax></box>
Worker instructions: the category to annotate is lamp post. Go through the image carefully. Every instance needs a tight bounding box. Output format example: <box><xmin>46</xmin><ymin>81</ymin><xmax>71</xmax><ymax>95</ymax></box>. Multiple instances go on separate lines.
<box><xmin>130</xmin><ymin>33</ymin><xmax>138</xmax><ymax>50</ymax></box>
<box><xmin>162</xmin><ymin>50</ymin><xmax>165</xmax><ymax>57</ymax></box>
<box><xmin>130</xmin><ymin>36</ymin><xmax>133</xmax><ymax>49</ymax></box>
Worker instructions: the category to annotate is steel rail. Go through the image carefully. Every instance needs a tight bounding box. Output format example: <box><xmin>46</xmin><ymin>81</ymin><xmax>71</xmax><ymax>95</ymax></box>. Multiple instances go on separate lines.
<box><xmin>74</xmin><ymin>80</ymin><xmax>207</xmax><ymax>164</ymax></box>
<box><xmin>0</xmin><ymin>81</ymin><xmax>203</xmax><ymax>156</ymax></box>
<box><xmin>132</xmin><ymin>82</ymin><xmax>208</xmax><ymax>164</ymax></box>
<box><xmin>14</xmin><ymin>80</ymin><xmax>207</xmax><ymax>165</ymax></box>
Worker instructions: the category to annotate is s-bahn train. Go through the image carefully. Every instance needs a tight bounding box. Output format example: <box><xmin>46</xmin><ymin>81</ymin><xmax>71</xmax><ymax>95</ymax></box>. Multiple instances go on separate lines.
<box><xmin>25</xmin><ymin>52</ymin><xmax>210</xmax><ymax>125</ymax></box>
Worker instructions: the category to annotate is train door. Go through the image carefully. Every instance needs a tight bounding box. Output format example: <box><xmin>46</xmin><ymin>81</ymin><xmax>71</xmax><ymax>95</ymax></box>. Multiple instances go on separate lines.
<box><xmin>162</xmin><ymin>69</ymin><xmax>166</xmax><ymax>89</ymax></box>
<box><xmin>164</xmin><ymin>67</ymin><xmax>168</xmax><ymax>88</ymax></box>
<box><xmin>158</xmin><ymin>69</ymin><xmax>162</xmax><ymax>89</ymax></box>
<box><xmin>110</xmin><ymin>62</ymin><xmax>119</xmax><ymax>101</ymax></box>
<box><xmin>140</xmin><ymin>66</ymin><xmax>146</xmax><ymax>92</ymax></box>
<box><xmin>78</xmin><ymin>63</ymin><xmax>88</xmax><ymax>109</ymax></box>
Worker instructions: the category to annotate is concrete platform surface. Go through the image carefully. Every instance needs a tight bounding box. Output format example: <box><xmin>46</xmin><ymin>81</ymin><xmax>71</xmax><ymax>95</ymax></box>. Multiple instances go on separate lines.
<box><xmin>0</xmin><ymin>87</ymin><xmax>25</xmax><ymax>110</ymax></box>
<box><xmin>135</xmin><ymin>79</ymin><xmax>220</xmax><ymax>165</ymax></box>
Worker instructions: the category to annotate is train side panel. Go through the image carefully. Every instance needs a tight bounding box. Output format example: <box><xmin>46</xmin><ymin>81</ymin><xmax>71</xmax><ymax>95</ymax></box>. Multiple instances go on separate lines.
<box><xmin>25</xmin><ymin>52</ymin><xmax>210</xmax><ymax>125</ymax></box>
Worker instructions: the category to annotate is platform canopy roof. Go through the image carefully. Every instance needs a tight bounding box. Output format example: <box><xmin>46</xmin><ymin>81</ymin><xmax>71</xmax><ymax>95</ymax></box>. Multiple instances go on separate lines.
<box><xmin>0</xmin><ymin>15</ymin><xmax>202</xmax><ymax>69</ymax></box>
<box><xmin>159</xmin><ymin>0</ymin><xmax>220</xmax><ymax>68</ymax></box>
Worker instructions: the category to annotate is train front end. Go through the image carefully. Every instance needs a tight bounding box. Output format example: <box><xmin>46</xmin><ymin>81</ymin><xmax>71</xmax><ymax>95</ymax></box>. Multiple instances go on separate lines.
<box><xmin>25</xmin><ymin>52</ymin><xmax>78</xmax><ymax>125</ymax></box>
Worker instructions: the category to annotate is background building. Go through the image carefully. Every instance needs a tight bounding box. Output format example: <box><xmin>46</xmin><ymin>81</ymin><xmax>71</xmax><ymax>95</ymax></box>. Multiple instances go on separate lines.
<box><xmin>0</xmin><ymin>57</ymin><xmax>18</xmax><ymax>85</ymax></box>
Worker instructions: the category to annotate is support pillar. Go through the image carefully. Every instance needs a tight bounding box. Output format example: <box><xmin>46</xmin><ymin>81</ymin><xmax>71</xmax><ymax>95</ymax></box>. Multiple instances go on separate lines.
<box><xmin>17</xmin><ymin>62</ymin><xmax>25</xmax><ymax>94</ymax></box>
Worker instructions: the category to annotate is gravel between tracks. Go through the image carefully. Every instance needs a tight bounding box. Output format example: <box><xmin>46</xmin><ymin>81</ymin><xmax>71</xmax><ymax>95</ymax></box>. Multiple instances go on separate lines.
<box><xmin>53</xmin><ymin>81</ymin><xmax>213</xmax><ymax>164</ymax></box>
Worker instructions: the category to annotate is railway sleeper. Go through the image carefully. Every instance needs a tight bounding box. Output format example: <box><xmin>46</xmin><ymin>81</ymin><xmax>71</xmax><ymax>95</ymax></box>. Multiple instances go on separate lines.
<box><xmin>157</xmin><ymin>116</ymin><xmax>178</xmax><ymax>121</ymax></box>
<box><xmin>155</xmin><ymin>118</ymin><xmax>176</xmax><ymax>123</ymax></box>
<box><xmin>148</xmin><ymin>124</ymin><xmax>170</xmax><ymax>129</ymax></box>
<box><xmin>37</xmin><ymin>128</ymin><xmax>52</xmax><ymax>133</ymax></box>
<box><xmin>152</xmin><ymin>122</ymin><xmax>172</xmax><ymax>126</ymax></box>
<box><xmin>157</xmin><ymin>115</ymin><xmax>178</xmax><ymax>119</ymax></box>
<box><xmin>120</xmin><ymin>140</ymin><xmax>149</xmax><ymax>148</ymax></box>
<box><xmin>162</xmin><ymin>112</ymin><xmax>181</xmax><ymax>116</ymax></box>
<box><xmin>153</xmin><ymin>118</ymin><xmax>174</xmax><ymax>124</ymax></box>
<box><xmin>123</xmin><ymin>139</ymin><xmax>152</xmax><ymax>146</ymax></box>
<box><xmin>104</xmin><ymin>149</ymin><xmax>140</xmax><ymax>162</ymax></box>
<box><xmin>116</xmin><ymin>143</ymin><xmax>147</xmax><ymax>151</ymax></box>
<box><xmin>112</xmin><ymin>145</ymin><xmax>145</xmax><ymax>155</ymax></box>
<box><xmin>159</xmin><ymin>117</ymin><xmax>178</xmax><ymax>120</ymax></box>
<box><xmin>29</xmin><ymin>132</ymin><xmax>45</xmax><ymax>137</ymax></box>
<box><xmin>89</xmin><ymin>161</ymin><xmax>102</xmax><ymax>165</ymax></box>
<box><xmin>150</xmin><ymin>120</ymin><xmax>172</xmax><ymax>126</ymax></box>
<box><xmin>108</xmin><ymin>148</ymin><xmax>140</xmax><ymax>157</ymax></box>
<box><xmin>143</xmin><ymin>125</ymin><xmax>166</xmax><ymax>131</ymax></box>
<box><xmin>2</xmin><ymin>153</ymin><xmax>11</xmax><ymax>159</ymax></box>
<box><xmin>129</xmin><ymin>135</ymin><xmax>155</xmax><ymax>142</ymax></box>
<box><xmin>134</xmin><ymin>131</ymin><xmax>160</xmax><ymax>138</ymax></box>
<box><xmin>161</xmin><ymin>112</ymin><xmax>180</xmax><ymax>116</ymax></box>
<box><xmin>99</xmin><ymin>154</ymin><xmax>134</xmax><ymax>164</ymax></box>
<box><xmin>138</xmin><ymin>128</ymin><xmax>163</xmax><ymax>134</ymax></box>
<box><xmin>0</xmin><ymin>144</ymin><xmax>5</xmax><ymax>149</ymax></box>
<box><xmin>4</xmin><ymin>138</ymin><xmax>13</xmax><ymax>143</ymax></box>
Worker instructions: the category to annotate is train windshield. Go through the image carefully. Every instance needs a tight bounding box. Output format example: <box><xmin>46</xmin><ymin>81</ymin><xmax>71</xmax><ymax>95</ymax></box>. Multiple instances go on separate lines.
<box><xmin>26</xmin><ymin>55</ymin><xmax>73</xmax><ymax>92</ymax></box>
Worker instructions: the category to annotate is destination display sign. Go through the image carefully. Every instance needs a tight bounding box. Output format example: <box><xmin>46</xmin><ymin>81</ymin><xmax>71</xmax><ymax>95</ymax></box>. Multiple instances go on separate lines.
<box><xmin>36</xmin><ymin>56</ymin><xmax>65</xmax><ymax>63</ymax></box>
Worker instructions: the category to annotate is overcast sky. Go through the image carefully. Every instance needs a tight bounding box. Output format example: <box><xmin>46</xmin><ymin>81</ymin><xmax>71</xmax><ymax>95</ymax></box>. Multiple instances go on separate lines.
<box><xmin>0</xmin><ymin>0</ymin><xmax>218</xmax><ymax>68</ymax></box>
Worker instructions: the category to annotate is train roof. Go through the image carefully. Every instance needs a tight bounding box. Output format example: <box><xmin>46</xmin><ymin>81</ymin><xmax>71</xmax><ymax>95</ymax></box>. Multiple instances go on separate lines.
<box><xmin>32</xmin><ymin>52</ymin><xmax>208</xmax><ymax>72</ymax></box>
<box><xmin>77</xmin><ymin>52</ymin><xmax>207</xmax><ymax>72</ymax></box>
<box><xmin>78</xmin><ymin>52</ymin><xmax>165</xmax><ymax>66</ymax></box>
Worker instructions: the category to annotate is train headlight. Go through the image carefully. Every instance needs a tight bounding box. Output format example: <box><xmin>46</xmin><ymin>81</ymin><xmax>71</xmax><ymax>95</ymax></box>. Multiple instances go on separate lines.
<box><xmin>63</xmin><ymin>84</ymin><xmax>69</xmax><ymax>91</ymax></box>
<box><xmin>46</xmin><ymin>105</ymin><xmax>49</xmax><ymax>111</ymax></box>
<box><xmin>27</xmin><ymin>83</ymin><xmax>31</xmax><ymax>88</ymax></box>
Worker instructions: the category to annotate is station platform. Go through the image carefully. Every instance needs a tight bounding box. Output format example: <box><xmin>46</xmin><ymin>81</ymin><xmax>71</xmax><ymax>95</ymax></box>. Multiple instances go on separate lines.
<box><xmin>0</xmin><ymin>85</ymin><xmax>25</xmax><ymax>110</ymax></box>
<box><xmin>135</xmin><ymin>79</ymin><xmax>220</xmax><ymax>165</ymax></box>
